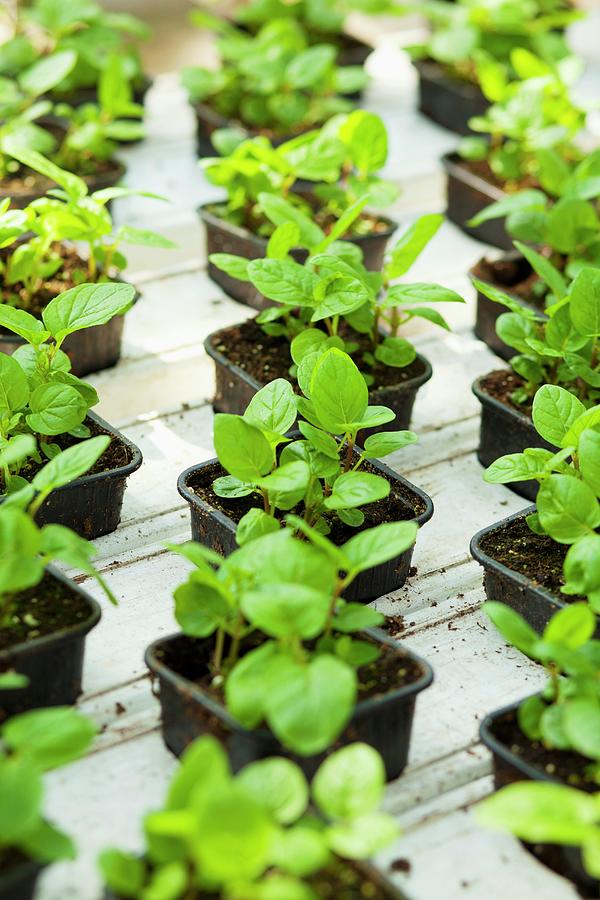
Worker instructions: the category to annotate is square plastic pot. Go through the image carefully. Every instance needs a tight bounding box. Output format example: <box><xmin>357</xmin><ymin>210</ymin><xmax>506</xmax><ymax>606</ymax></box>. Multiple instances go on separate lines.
<box><xmin>472</xmin><ymin>374</ymin><xmax>552</xmax><ymax>502</ymax></box>
<box><xmin>481</xmin><ymin>700</ymin><xmax>599</xmax><ymax>896</ymax></box>
<box><xmin>204</xmin><ymin>323</ymin><xmax>433</xmax><ymax>437</ymax></box>
<box><xmin>0</xmin><ymin>411</ymin><xmax>143</xmax><ymax>539</ymax></box>
<box><xmin>145</xmin><ymin>628</ymin><xmax>433</xmax><ymax>782</ymax></box>
<box><xmin>414</xmin><ymin>60</ymin><xmax>488</xmax><ymax>135</ymax></box>
<box><xmin>0</xmin><ymin>857</ymin><xmax>45</xmax><ymax>900</ymax></box>
<box><xmin>442</xmin><ymin>153</ymin><xmax>512</xmax><ymax>250</ymax></box>
<box><xmin>0</xmin><ymin>566</ymin><xmax>101</xmax><ymax>720</ymax></box>
<box><xmin>177</xmin><ymin>454</ymin><xmax>434</xmax><ymax>603</ymax></box>
<box><xmin>200</xmin><ymin>203</ymin><xmax>398</xmax><ymax>310</ymax></box>
<box><xmin>471</xmin><ymin>508</ymin><xmax>600</xmax><ymax>637</ymax></box>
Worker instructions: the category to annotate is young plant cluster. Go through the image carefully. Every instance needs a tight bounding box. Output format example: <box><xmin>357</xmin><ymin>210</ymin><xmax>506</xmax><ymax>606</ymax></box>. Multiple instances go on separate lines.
<box><xmin>230</xmin><ymin>0</ymin><xmax>405</xmax><ymax>38</ymax></box>
<box><xmin>182</xmin><ymin>18</ymin><xmax>366</xmax><ymax>139</ymax></box>
<box><xmin>485</xmin><ymin>384</ymin><xmax>600</xmax><ymax>612</ymax></box>
<box><xmin>213</xmin><ymin>212</ymin><xmax>463</xmax><ymax>384</ymax></box>
<box><xmin>100</xmin><ymin>736</ymin><xmax>398</xmax><ymax>899</ymax></box>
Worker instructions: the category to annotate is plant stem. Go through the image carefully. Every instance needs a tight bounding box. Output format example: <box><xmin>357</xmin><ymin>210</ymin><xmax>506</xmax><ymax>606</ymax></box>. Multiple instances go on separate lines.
<box><xmin>213</xmin><ymin>627</ymin><xmax>225</xmax><ymax>674</ymax></box>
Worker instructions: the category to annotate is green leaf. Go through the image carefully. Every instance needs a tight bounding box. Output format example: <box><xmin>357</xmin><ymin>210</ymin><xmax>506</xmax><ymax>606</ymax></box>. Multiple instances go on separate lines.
<box><xmin>237</xmin><ymin>758</ymin><xmax>308</xmax><ymax>824</ymax></box>
<box><xmin>513</xmin><ymin>241</ymin><xmax>566</xmax><ymax>301</ymax></box>
<box><xmin>242</xmin><ymin>583</ymin><xmax>331</xmax><ymax>640</ymax></box>
<box><xmin>0</xmin><ymin>305</ymin><xmax>50</xmax><ymax>345</ymax></box>
<box><xmin>339</xmin><ymin>111</ymin><xmax>388</xmax><ymax>175</ymax></box>
<box><xmin>537</xmin><ymin>475</ymin><xmax>600</xmax><ymax>544</ymax></box>
<box><xmin>42</xmin><ymin>282</ymin><xmax>135</xmax><ymax>344</ymax></box>
<box><xmin>244</xmin><ymin>378</ymin><xmax>297</xmax><ymax>435</ymax></box>
<box><xmin>226</xmin><ymin>642</ymin><xmax>291</xmax><ymax>730</ymax></box>
<box><xmin>333</xmin><ymin>603</ymin><xmax>384</xmax><ymax>633</ymax></box>
<box><xmin>117</xmin><ymin>225</ymin><xmax>177</xmax><ymax>249</ymax></box>
<box><xmin>247</xmin><ymin>258</ymin><xmax>317</xmax><ymax>307</ymax></box>
<box><xmin>563</xmin><ymin>700</ymin><xmax>600</xmax><ymax>761</ymax></box>
<box><xmin>286</xmin><ymin>44</ymin><xmax>336</xmax><ymax>89</ymax></box>
<box><xmin>237</xmin><ymin>509</ymin><xmax>280</xmax><ymax>546</ymax></box>
<box><xmin>482</xmin><ymin>602</ymin><xmax>538</xmax><ymax>655</ymax></box>
<box><xmin>208</xmin><ymin>253</ymin><xmax>250</xmax><ymax>281</ymax></box>
<box><xmin>258</xmin><ymin>193</ymin><xmax>324</xmax><ymax>249</ymax></box>
<box><xmin>569</xmin><ymin>267</ymin><xmax>600</xmax><ymax>337</ymax></box>
<box><xmin>562</xmin><ymin>534</ymin><xmax>600</xmax><ymax>596</ymax></box>
<box><xmin>267</xmin><ymin>222</ymin><xmax>301</xmax><ymax>260</ymax></box>
<box><xmin>342</xmin><ymin>521</ymin><xmax>418</xmax><ymax>574</ymax></box>
<box><xmin>532</xmin><ymin>385</ymin><xmax>586</xmax><ymax>449</ymax></box>
<box><xmin>20</xmin><ymin>819</ymin><xmax>75</xmax><ymax>862</ymax></box>
<box><xmin>324</xmin><ymin>471</ymin><xmax>389</xmax><ymax>510</ymax></box>
<box><xmin>18</xmin><ymin>49</ymin><xmax>76</xmax><ymax>95</ymax></box>
<box><xmin>543</xmin><ymin>603</ymin><xmax>596</xmax><ymax>649</ymax></box>
<box><xmin>0</xmin><ymin>353</ymin><xmax>28</xmax><ymax>413</ymax></box>
<box><xmin>310</xmin><ymin>349</ymin><xmax>368</xmax><ymax>434</ymax></box>
<box><xmin>26</xmin><ymin>383</ymin><xmax>88</xmax><ymax>435</ymax></box>
<box><xmin>173</xmin><ymin>581</ymin><xmax>229</xmax><ymax>637</ymax></box>
<box><xmin>484</xmin><ymin>450</ymin><xmax>551</xmax><ymax>484</ymax></box>
<box><xmin>327</xmin><ymin>811</ymin><xmax>399</xmax><ymax>859</ymax></box>
<box><xmin>213</xmin><ymin>414</ymin><xmax>274</xmax><ymax>483</ymax></box>
<box><xmin>4</xmin><ymin>146</ymin><xmax>87</xmax><ymax>198</ymax></box>
<box><xmin>385</xmin><ymin>214</ymin><xmax>443</xmax><ymax>279</ymax></box>
<box><xmin>374</xmin><ymin>336</ymin><xmax>416</xmax><ymax>368</ymax></box>
<box><xmin>31</xmin><ymin>436</ymin><xmax>109</xmax><ymax>493</ymax></box>
<box><xmin>167</xmin><ymin>735</ymin><xmax>229</xmax><ymax>811</ymax></box>
<box><xmin>362</xmin><ymin>430</ymin><xmax>418</xmax><ymax>459</ymax></box>
<box><xmin>578</xmin><ymin>430</ymin><xmax>600</xmax><ymax>496</ymax></box>
<box><xmin>0</xmin><ymin>758</ymin><xmax>42</xmax><ymax>843</ymax></box>
<box><xmin>313</xmin><ymin>742</ymin><xmax>385</xmax><ymax>819</ymax></box>
<box><xmin>385</xmin><ymin>282</ymin><xmax>464</xmax><ymax>306</ymax></box>
<box><xmin>468</xmin><ymin>189</ymin><xmax>546</xmax><ymax>227</ymax></box>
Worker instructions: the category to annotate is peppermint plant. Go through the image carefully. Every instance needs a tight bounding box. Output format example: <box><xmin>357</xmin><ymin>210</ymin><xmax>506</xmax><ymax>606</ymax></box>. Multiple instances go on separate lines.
<box><xmin>100</xmin><ymin>737</ymin><xmax>399</xmax><ymax>899</ymax></box>
<box><xmin>474</xmin><ymin>263</ymin><xmax>600</xmax><ymax>406</ymax></box>
<box><xmin>168</xmin><ymin>521</ymin><xmax>416</xmax><ymax>755</ymax></box>
<box><xmin>182</xmin><ymin>18</ymin><xmax>367</xmax><ymax>140</ymax></box>
<box><xmin>219</xmin><ymin>0</ymin><xmax>405</xmax><ymax>37</ymax></box>
<box><xmin>485</xmin><ymin>601</ymin><xmax>600</xmax><ymax>780</ymax></box>
<box><xmin>477</xmin><ymin>782</ymin><xmax>600</xmax><ymax>881</ymax></box>
<box><xmin>0</xmin><ymin>706</ymin><xmax>96</xmax><ymax>868</ymax></box>
<box><xmin>213</xmin><ymin>213</ymin><xmax>464</xmax><ymax>383</ymax></box>
<box><xmin>201</xmin><ymin>109</ymin><xmax>398</xmax><ymax>231</ymax></box>
<box><xmin>484</xmin><ymin>383</ymin><xmax>600</xmax><ymax>612</ymax></box>
<box><xmin>459</xmin><ymin>50</ymin><xmax>587</xmax><ymax>188</ymax></box>
<box><xmin>0</xmin><ymin>280</ymin><xmax>135</xmax><ymax>477</ymax></box>
<box><xmin>412</xmin><ymin>0</ymin><xmax>579</xmax><ymax>87</ymax></box>
<box><xmin>0</xmin><ymin>148</ymin><xmax>175</xmax><ymax>307</ymax></box>
<box><xmin>212</xmin><ymin>351</ymin><xmax>418</xmax><ymax>535</ymax></box>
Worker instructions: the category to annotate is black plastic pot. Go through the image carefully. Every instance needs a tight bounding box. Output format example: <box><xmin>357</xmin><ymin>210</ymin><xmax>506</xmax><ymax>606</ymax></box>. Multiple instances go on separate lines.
<box><xmin>0</xmin><ymin>159</ymin><xmax>126</xmax><ymax>211</ymax></box>
<box><xmin>414</xmin><ymin>60</ymin><xmax>488</xmax><ymax>135</ymax></box>
<box><xmin>204</xmin><ymin>323</ymin><xmax>432</xmax><ymax>436</ymax></box>
<box><xmin>442</xmin><ymin>153</ymin><xmax>512</xmax><ymax>250</ymax></box>
<box><xmin>177</xmin><ymin>454</ymin><xmax>433</xmax><ymax>603</ymax></box>
<box><xmin>472</xmin><ymin>374</ymin><xmax>551</xmax><ymax>502</ymax></box>
<box><xmin>481</xmin><ymin>700</ymin><xmax>600</xmax><ymax>896</ymax></box>
<box><xmin>194</xmin><ymin>101</ymin><xmax>311</xmax><ymax>158</ymax></box>
<box><xmin>471</xmin><ymin>508</ymin><xmax>600</xmax><ymax>637</ymax></box>
<box><xmin>201</xmin><ymin>204</ymin><xmax>397</xmax><ymax>310</ymax></box>
<box><xmin>0</xmin><ymin>566</ymin><xmax>101</xmax><ymax>720</ymax></box>
<box><xmin>0</xmin><ymin>857</ymin><xmax>45</xmax><ymax>900</ymax></box>
<box><xmin>146</xmin><ymin>628</ymin><xmax>433</xmax><ymax>781</ymax></box>
<box><xmin>0</xmin><ymin>411</ymin><xmax>143</xmax><ymax>539</ymax></box>
<box><xmin>471</xmin><ymin>252</ymin><xmax>544</xmax><ymax>360</ymax></box>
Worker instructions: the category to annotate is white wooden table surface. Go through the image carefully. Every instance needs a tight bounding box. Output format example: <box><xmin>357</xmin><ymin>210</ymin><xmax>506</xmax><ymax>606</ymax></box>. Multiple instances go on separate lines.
<box><xmin>35</xmin><ymin>37</ymin><xmax>595</xmax><ymax>900</ymax></box>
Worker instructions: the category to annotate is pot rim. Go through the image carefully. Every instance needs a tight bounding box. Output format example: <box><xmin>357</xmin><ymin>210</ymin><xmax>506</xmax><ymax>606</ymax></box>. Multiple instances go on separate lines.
<box><xmin>471</xmin><ymin>372</ymin><xmax>538</xmax><ymax>431</ymax></box>
<box><xmin>199</xmin><ymin>201</ymin><xmax>399</xmax><ymax>249</ymax></box>
<box><xmin>146</xmin><ymin>625</ymin><xmax>434</xmax><ymax>736</ymax></box>
<box><xmin>413</xmin><ymin>58</ymin><xmax>486</xmax><ymax>97</ymax></box>
<box><xmin>177</xmin><ymin>449</ymin><xmax>435</xmax><ymax>532</ymax></box>
<box><xmin>0</xmin><ymin>564</ymin><xmax>101</xmax><ymax>663</ymax></box>
<box><xmin>441</xmin><ymin>151</ymin><xmax>507</xmax><ymax>203</ymax></box>
<box><xmin>204</xmin><ymin>324</ymin><xmax>433</xmax><ymax>397</ymax></box>
<box><xmin>0</xmin><ymin>854</ymin><xmax>45</xmax><ymax>891</ymax></box>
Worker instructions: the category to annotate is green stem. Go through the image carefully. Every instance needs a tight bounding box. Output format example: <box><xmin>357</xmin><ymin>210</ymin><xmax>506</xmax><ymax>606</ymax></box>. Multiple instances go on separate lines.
<box><xmin>213</xmin><ymin>627</ymin><xmax>225</xmax><ymax>674</ymax></box>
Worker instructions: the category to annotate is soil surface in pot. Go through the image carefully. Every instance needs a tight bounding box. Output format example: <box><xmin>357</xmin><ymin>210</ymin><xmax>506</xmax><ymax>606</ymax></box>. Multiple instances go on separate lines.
<box><xmin>457</xmin><ymin>157</ymin><xmax>539</xmax><ymax>193</ymax></box>
<box><xmin>159</xmin><ymin>631</ymin><xmax>424</xmax><ymax>708</ymax></box>
<box><xmin>210</xmin><ymin>318</ymin><xmax>427</xmax><ymax>394</ymax></box>
<box><xmin>0</xmin><ymin>571</ymin><xmax>91</xmax><ymax>652</ymax></box>
<box><xmin>188</xmin><ymin>459</ymin><xmax>427</xmax><ymax>543</ymax></box>
<box><xmin>478</xmin><ymin>369</ymin><xmax>534</xmax><ymax>416</ymax></box>
<box><xmin>1</xmin><ymin>156</ymin><xmax>121</xmax><ymax>198</ymax></box>
<box><xmin>306</xmin><ymin>860</ymin><xmax>398</xmax><ymax>899</ymax></box>
<box><xmin>7</xmin><ymin>417</ymin><xmax>133</xmax><ymax>487</ymax></box>
<box><xmin>491</xmin><ymin>708</ymin><xmax>597</xmax><ymax>791</ymax></box>
<box><xmin>472</xmin><ymin>250</ymin><xmax>567</xmax><ymax>309</ymax></box>
<box><xmin>479</xmin><ymin>515</ymin><xmax>578</xmax><ymax>598</ymax></box>
<box><xmin>207</xmin><ymin>199</ymin><xmax>389</xmax><ymax>241</ymax></box>
<box><xmin>1</xmin><ymin>244</ymin><xmax>109</xmax><ymax>319</ymax></box>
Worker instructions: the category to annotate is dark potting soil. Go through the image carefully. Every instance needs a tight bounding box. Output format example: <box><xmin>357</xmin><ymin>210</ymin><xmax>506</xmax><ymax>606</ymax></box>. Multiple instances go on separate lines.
<box><xmin>1</xmin><ymin>244</ymin><xmax>101</xmax><ymax>319</ymax></box>
<box><xmin>210</xmin><ymin>318</ymin><xmax>427</xmax><ymax>393</ymax></box>
<box><xmin>478</xmin><ymin>369</ymin><xmax>533</xmax><ymax>416</ymax></box>
<box><xmin>188</xmin><ymin>459</ymin><xmax>427</xmax><ymax>544</ymax></box>
<box><xmin>1</xmin><ymin>156</ymin><xmax>121</xmax><ymax>198</ymax></box>
<box><xmin>11</xmin><ymin>417</ymin><xmax>132</xmax><ymax>486</ymax></box>
<box><xmin>490</xmin><ymin>708</ymin><xmax>598</xmax><ymax>792</ymax></box>
<box><xmin>472</xmin><ymin>254</ymin><xmax>545</xmax><ymax>307</ymax></box>
<box><xmin>0</xmin><ymin>571</ymin><xmax>91</xmax><ymax>651</ymax></box>
<box><xmin>207</xmin><ymin>199</ymin><xmax>389</xmax><ymax>241</ymax></box>
<box><xmin>457</xmin><ymin>157</ymin><xmax>539</xmax><ymax>194</ymax></box>
<box><xmin>479</xmin><ymin>515</ymin><xmax>576</xmax><ymax>598</ymax></box>
<box><xmin>158</xmin><ymin>631</ymin><xmax>424</xmax><ymax>706</ymax></box>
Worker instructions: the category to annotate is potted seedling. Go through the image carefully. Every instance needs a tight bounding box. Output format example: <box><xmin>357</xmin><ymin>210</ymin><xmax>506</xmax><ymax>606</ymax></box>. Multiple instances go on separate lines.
<box><xmin>443</xmin><ymin>51</ymin><xmax>590</xmax><ymax>248</ymax></box>
<box><xmin>0</xmin><ymin>148</ymin><xmax>175</xmax><ymax>376</ymax></box>
<box><xmin>411</xmin><ymin>1</ymin><xmax>579</xmax><ymax>135</ymax></box>
<box><xmin>469</xmin><ymin>173</ymin><xmax>600</xmax><ymax>357</ymax></box>
<box><xmin>473</xmin><ymin>264</ymin><xmax>600</xmax><ymax>499</ymax></box>
<box><xmin>101</xmin><ymin>737</ymin><xmax>410</xmax><ymax>898</ymax></box>
<box><xmin>0</xmin><ymin>281</ymin><xmax>143</xmax><ymax>538</ymax></box>
<box><xmin>146</xmin><ymin>521</ymin><xmax>433</xmax><ymax>778</ymax></box>
<box><xmin>0</xmin><ymin>435</ymin><xmax>120</xmax><ymax>714</ymax></box>
<box><xmin>0</xmin><ymin>54</ymin><xmax>145</xmax><ymax>208</ymax></box>
<box><xmin>0</xmin><ymin>705</ymin><xmax>96</xmax><ymax>900</ymax></box>
<box><xmin>200</xmin><ymin>109</ymin><xmax>399</xmax><ymax>306</ymax></box>
<box><xmin>0</xmin><ymin>0</ymin><xmax>151</xmax><ymax>108</ymax></box>
<box><xmin>471</xmin><ymin>383</ymin><xmax>600</xmax><ymax>632</ymax></box>
<box><xmin>207</xmin><ymin>213</ymin><xmax>463</xmax><ymax>427</ymax></box>
<box><xmin>178</xmin><ymin>351</ymin><xmax>434</xmax><ymax>600</ymax></box>
<box><xmin>182</xmin><ymin>18</ymin><xmax>368</xmax><ymax>157</ymax></box>
<box><xmin>477</xmin><ymin>783</ymin><xmax>600</xmax><ymax>893</ymax></box>
<box><xmin>479</xmin><ymin>602</ymin><xmax>600</xmax><ymax>892</ymax></box>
